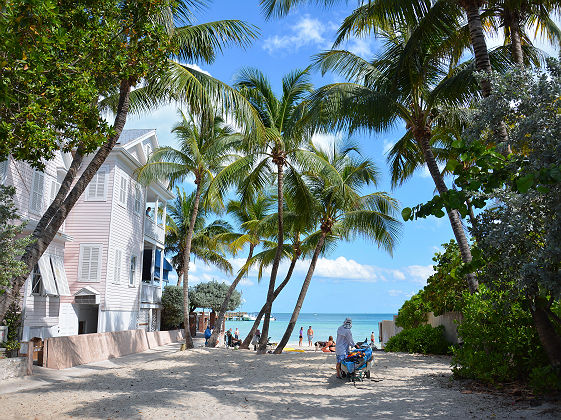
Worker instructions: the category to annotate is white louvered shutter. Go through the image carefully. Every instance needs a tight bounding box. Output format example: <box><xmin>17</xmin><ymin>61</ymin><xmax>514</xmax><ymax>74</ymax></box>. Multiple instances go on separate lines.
<box><xmin>86</xmin><ymin>171</ymin><xmax>106</xmax><ymax>201</ymax></box>
<box><xmin>30</xmin><ymin>171</ymin><xmax>45</xmax><ymax>213</ymax></box>
<box><xmin>50</xmin><ymin>255</ymin><xmax>71</xmax><ymax>296</ymax></box>
<box><xmin>38</xmin><ymin>255</ymin><xmax>58</xmax><ymax>295</ymax></box>
<box><xmin>114</xmin><ymin>249</ymin><xmax>122</xmax><ymax>284</ymax></box>
<box><xmin>80</xmin><ymin>245</ymin><xmax>101</xmax><ymax>281</ymax></box>
<box><xmin>118</xmin><ymin>174</ymin><xmax>127</xmax><ymax>205</ymax></box>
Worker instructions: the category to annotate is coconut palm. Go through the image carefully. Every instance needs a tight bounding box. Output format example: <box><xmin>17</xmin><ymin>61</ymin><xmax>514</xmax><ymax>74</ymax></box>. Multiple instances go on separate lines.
<box><xmin>137</xmin><ymin>111</ymin><xmax>242</xmax><ymax>349</ymax></box>
<box><xmin>207</xmin><ymin>195</ymin><xmax>275</xmax><ymax>347</ymax></box>
<box><xmin>307</xmin><ymin>10</ymin><xmax>506</xmax><ymax>292</ymax></box>
<box><xmin>165</xmin><ymin>187</ymin><xmax>233</xmax><ymax>285</ymax></box>
<box><xmin>209</xmin><ymin>67</ymin><xmax>315</xmax><ymax>352</ymax></box>
<box><xmin>274</xmin><ymin>141</ymin><xmax>400</xmax><ymax>353</ymax></box>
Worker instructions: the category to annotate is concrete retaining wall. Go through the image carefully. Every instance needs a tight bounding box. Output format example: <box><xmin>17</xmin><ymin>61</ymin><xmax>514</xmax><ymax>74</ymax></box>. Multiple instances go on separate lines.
<box><xmin>426</xmin><ymin>311</ymin><xmax>463</xmax><ymax>344</ymax></box>
<box><xmin>44</xmin><ymin>329</ymin><xmax>184</xmax><ymax>370</ymax></box>
<box><xmin>0</xmin><ymin>357</ymin><xmax>27</xmax><ymax>380</ymax></box>
<box><xmin>145</xmin><ymin>329</ymin><xmax>184</xmax><ymax>348</ymax></box>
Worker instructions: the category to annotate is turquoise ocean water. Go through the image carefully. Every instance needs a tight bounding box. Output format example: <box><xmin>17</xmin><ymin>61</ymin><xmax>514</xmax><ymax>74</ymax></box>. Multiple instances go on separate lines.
<box><xmin>225</xmin><ymin>313</ymin><xmax>395</xmax><ymax>346</ymax></box>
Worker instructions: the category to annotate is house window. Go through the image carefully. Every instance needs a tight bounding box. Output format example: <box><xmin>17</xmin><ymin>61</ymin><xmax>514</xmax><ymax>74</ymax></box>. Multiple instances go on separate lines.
<box><xmin>78</xmin><ymin>244</ymin><xmax>102</xmax><ymax>282</ymax></box>
<box><xmin>118</xmin><ymin>174</ymin><xmax>127</xmax><ymax>206</ymax></box>
<box><xmin>29</xmin><ymin>171</ymin><xmax>45</xmax><ymax>214</ymax></box>
<box><xmin>133</xmin><ymin>184</ymin><xmax>142</xmax><ymax>215</ymax></box>
<box><xmin>129</xmin><ymin>255</ymin><xmax>137</xmax><ymax>287</ymax></box>
<box><xmin>31</xmin><ymin>264</ymin><xmax>43</xmax><ymax>295</ymax></box>
<box><xmin>85</xmin><ymin>170</ymin><xmax>106</xmax><ymax>201</ymax></box>
<box><xmin>113</xmin><ymin>249</ymin><xmax>122</xmax><ymax>284</ymax></box>
<box><xmin>49</xmin><ymin>178</ymin><xmax>61</xmax><ymax>206</ymax></box>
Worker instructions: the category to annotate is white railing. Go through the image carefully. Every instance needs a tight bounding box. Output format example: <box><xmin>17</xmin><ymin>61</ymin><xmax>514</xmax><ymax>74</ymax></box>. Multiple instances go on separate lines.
<box><xmin>141</xmin><ymin>283</ymin><xmax>162</xmax><ymax>304</ymax></box>
<box><xmin>144</xmin><ymin>218</ymin><xmax>165</xmax><ymax>244</ymax></box>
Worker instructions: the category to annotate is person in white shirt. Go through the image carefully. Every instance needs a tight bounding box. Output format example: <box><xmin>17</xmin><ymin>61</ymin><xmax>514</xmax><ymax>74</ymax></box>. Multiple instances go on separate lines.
<box><xmin>336</xmin><ymin>317</ymin><xmax>360</xmax><ymax>378</ymax></box>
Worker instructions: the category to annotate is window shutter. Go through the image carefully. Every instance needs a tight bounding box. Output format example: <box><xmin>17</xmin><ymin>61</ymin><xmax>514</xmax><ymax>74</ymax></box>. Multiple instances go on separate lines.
<box><xmin>129</xmin><ymin>256</ymin><xmax>136</xmax><ymax>286</ymax></box>
<box><xmin>118</xmin><ymin>174</ymin><xmax>127</xmax><ymax>205</ymax></box>
<box><xmin>114</xmin><ymin>249</ymin><xmax>122</xmax><ymax>284</ymax></box>
<box><xmin>38</xmin><ymin>255</ymin><xmax>58</xmax><ymax>295</ymax></box>
<box><xmin>89</xmin><ymin>246</ymin><xmax>100</xmax><ymax>281</ymax></box>
<box><xmin>49</xmin><ymin>179</ymin><xmax>61</xmax><ymax>205</ymax></box>
<box><xmin>50</xmin><ymin>255</ymin><xmax>70</xmax><ymax>296</ymax></box>
<box><xmin>0</xmin><ymin>160</ymin><xmax>7</xmax><ymax>182</ymax></box>
<box><xmin>134</xmin><ymin>184</ymin><xmax>142</xmax><ymax>214</ymax></box>
<box><xmin>30</xmin><ymin>171</ymin><xmax>45</xmax><ymax>213</ymax></box>
<box><xmin>86</xmin><ymin>171</ymin><xmax>106</xmax><ymax>201</ymax></box>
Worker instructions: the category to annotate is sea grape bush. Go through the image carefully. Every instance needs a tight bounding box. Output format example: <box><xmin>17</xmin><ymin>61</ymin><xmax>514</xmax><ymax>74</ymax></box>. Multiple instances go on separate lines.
<box><xmin>452</xmin><ymin>286</ymin><xmax>549</xmax><ymax>383</ymax></box>
<box><xmin>385</xmin><ymin>325</ymin><xmax>450</xmax><ymax>355</ymax></box>
<box><xmin>161</xmin><ymin>286</ymin><xmax>184</xmax><ymax>330</ymax></box>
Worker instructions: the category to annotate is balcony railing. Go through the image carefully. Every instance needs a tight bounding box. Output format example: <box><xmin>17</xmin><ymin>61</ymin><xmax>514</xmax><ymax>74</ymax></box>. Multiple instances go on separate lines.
<box><xmin>144</xmin><ymin>218</ymin><xmax>165</xmax><ymax>244</ymax></box>
<box><xmin>141</xmin><ymin>283</ymin><xmax>162</xmax><ymax>304</ymax></box>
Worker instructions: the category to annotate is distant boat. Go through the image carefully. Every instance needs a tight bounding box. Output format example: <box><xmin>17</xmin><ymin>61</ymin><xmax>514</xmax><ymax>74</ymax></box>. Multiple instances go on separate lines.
<box><xmin>271</xmin><ymin>316</ymin><xmax>276</xmax><ymax>321</ymax></box>
<box><xmin>246</xmin><ymin>314</ymin><xmax>257</xmax><ymax>321</ymax></box>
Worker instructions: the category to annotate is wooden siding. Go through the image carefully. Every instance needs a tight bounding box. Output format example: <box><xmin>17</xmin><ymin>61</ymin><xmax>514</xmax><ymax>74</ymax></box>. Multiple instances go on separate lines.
<box><xmin>63</xmin><ymin>155</ymin><xmax>113</xmax><ymax>308</ymax></box>
<box><xmin>104</xmin><ymin>159</ymin><xmax>144</xmax><ymax>313</ymax></box>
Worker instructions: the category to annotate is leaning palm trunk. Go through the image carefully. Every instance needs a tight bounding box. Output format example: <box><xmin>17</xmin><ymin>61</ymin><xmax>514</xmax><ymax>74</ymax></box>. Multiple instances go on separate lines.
<box><xmin>240</xmin><ymin>254</ymin><xmax>298</xmax><ymax>349</ymax></box>
<box><xmin>258</xmin><ymin>161</ymin><xmax>285</xmax><ymax>353</ymax></box>
<box><xmin>274</xmin><ymin>232</ymin><xmax>327</xmax><ymax>354</ymax></box>
<box><xmin>505</xmin><ymin>10</ymin><xmax>524</xmax><ymax>66</ymax></box>
<box><xmin>181</xmin><ymin>181</ymin><xmax>202</xmax><ymax>350</ymax></box>
<box><xmin>418</xmin><ymin>134</ymin><xmax>478</xmax><ymax>293</ymax></box>
<box><xmin>0</xmin><ymin>79</ymin><xmax>132</xmax><ymax>322</ymax></box>
<box><xmin>207</xmin><ymin>245</ymin><xmax>255</xmax><ymax>347</ymax></box>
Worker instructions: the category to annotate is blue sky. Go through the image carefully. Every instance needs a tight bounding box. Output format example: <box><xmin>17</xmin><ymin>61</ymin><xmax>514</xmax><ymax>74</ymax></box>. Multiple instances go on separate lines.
<box><xmin>125</xmin><ymin>1</ymin><xmax>558</xmax><ymax>313</ymax></box>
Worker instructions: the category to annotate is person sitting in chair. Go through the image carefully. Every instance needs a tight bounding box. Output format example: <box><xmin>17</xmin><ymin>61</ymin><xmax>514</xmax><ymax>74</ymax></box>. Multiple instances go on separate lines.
<box><xmin>322</xmin><ymin>336</ymin><xmax>336</xmax><ymax>352</ymax></box>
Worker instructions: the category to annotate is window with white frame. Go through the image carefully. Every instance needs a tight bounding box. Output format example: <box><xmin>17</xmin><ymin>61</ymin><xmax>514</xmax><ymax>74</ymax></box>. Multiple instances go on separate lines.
<box><xmin>133</xmin><ymin>184</ymin><xmax>142</xmax><ymax>215</ymax></box>
<box><xmin>31</xmin><ymin>264</ymin><xmax>43</xmax><ymax>295</ymax></box>
<box><xmin>113</xmin><ymin>249</ymin><xmax>122</xmax><ymax>284</ymax></box>
<box><xmin>78</xmin><ymin>244</ymin><xmax>102</xmax><ymax>282</ymax></box>
<box><xmin>117</xmin><ymin>173</ymin><xmax>128</xmax><ymax>206</ymax></box>
<box><xmin>129</xmin><ymin>255</ymin><xmax>137</xmax><ymax>286</ymax></box>
<box><xmin>29</xmin><ymin>170</ymin><xmax>45</xmax><ymax>214</ymax></box>
<box><xmin>85</xmin><ymin>170</ymin><xmax>107</xmax><ymax>201</ymax></box>
<box><xmin>49</xmin><ymin>178</ymin><xmax>61</xmax><ymax>206</ymax></box>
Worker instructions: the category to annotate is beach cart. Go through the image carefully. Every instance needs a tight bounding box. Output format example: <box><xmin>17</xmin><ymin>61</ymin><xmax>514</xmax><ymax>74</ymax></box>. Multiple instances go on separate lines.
<box><xmin>340</xmin><ymin>347</ymin><xmax>373</xmax><ymax>382</ymax></box>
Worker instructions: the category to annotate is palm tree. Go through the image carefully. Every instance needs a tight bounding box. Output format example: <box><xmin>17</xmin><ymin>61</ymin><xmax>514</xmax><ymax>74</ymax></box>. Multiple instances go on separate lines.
<box><xmin>137</xmin><ymin>111</ymin><xmax>242</xmax><ymax>349</ymax></box>
<box><xmin>165</xmin><ymin>187</ymin><xmax>233</xmax><ymax>285</ymax></box>
<box><xmin>274</xmin><ymin>141</ymin><xmax>400</xmax><ymax>353</ymax></box>
<box><xmin>210</xmin><ymin>67</ymin><xmax>315</xmax><ymax>352</ymax></box>
<box><xmin>207</xmin><ymin>195</ymin><xmax>275</xmax><ymax>347</ymax></box>
<box><xmin>307</xmin><ymin>12</ymin><xmax>501</xmax><ymax>292</ymax></box>
<box><xmin>3</xmin><ymin>0</ymin><xmax>260</xmax><ymax>323</ymax></box>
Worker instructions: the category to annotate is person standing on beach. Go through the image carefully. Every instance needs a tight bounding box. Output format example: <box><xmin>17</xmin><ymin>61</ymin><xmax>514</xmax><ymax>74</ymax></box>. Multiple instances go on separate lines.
<box><xmin>234</xmin><ymin>327</ymin><xmax>239</xmax><ymax>339</ymax></box>
<box><xmin>307</xmin><ymin>326</ymin><xmax>314</xmax><ymax>347</ymax></box>
<box><xmin>336</xmin><ymin>318</ymin><xmax>360</xmax><ymax>379</ymax></box>
<box><xmin>371</xmin><ymin>332</ymin><xmax>375</xmax><ymax>345</ymax></box>
<box><xmin>299</xmin><ymin>327</ymin><xmax>304</xmax><ymax>346</ymax></box>
<box><xmin>204</xmin><ymin>325</ymin><xmax>212</xmax><ymax>346</ymax></box>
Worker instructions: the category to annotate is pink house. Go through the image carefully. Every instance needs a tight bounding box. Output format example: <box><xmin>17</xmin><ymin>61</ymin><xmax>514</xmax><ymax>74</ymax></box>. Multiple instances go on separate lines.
<box><xmin>1</xmin><ymin>129</ymin><xmax>174</xmax><ymax>341</ymax></box>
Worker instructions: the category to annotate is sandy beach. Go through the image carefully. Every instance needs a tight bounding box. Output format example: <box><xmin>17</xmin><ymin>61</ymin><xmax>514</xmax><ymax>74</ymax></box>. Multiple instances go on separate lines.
<box><xmin>1</xmin><ymin>342</ymin><xmax>559</xmax><ymax>420</ymax></box>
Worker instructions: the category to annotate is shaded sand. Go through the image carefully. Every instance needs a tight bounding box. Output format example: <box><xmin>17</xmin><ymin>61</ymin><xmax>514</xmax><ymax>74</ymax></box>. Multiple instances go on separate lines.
<box><xmin>1</xmin><ymin>346</ymin><xmax>559</xmax><ymax>419</ymax></box>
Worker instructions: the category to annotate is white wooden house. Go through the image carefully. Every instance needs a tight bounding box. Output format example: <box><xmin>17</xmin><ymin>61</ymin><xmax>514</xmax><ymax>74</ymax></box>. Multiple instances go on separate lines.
<box><xmin>1</xmin><ymin>129</ymin><xmax>173</xmax><ymax>341</ymax></box>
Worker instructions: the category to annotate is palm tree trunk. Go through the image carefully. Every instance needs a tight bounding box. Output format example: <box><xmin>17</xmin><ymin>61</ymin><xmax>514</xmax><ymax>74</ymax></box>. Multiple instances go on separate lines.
<box><xmin>240</xmin><ymin>254</ymin><xmax>298</xmax><ymax>350</ymax></box>
<box><xmin>207</xmin><ymin>244</ymin><xmax>255</xmax><ymax>347</ymax></box>
<box><xmin>0</xmin><ymin>78</ymin><xmax>132</xmax><ymax>322</ymax></box>
<box><xmin>466</xmin><ymin>198</ymin><xmax>477</xmax><ymax>231</ymax></box>
<box><xmin>462</xmin><ymin>1</ymin><xmax>492</xmax><ymax>96</ymax></box>
<box><xmin>506</xmin><ymin>10</ymin><xmax>524</xmax><ymax>65</ymax></box>
<box><xmin>532</xmin><ymin>296</ymin><xmax>561</xmax><ymax>367</ymax></box>
<box><xmin>274</xmin><ymin>233</ymin><xmax>326</xmax><ymax>354</ymax></box>
<box><xmin>419</xmin><ymin>134</ymin><xmax>479</xmax><ymax>293</ymax></box>
<box><xmin>258</xmin><ymin>162</ymin><xmax>285</xmax><ymax>353</ymax></box>
<box><xmin>181</xmin><ymin>180</ymin><xmax>202</xmax><ymax>350</ymax></box>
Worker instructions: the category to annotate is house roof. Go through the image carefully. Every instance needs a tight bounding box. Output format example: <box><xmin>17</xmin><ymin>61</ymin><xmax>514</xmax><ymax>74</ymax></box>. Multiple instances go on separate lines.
<box><xmin>118</xmin><ymin>129</ymin><xmax>155</xmax><ymax>145</ymax></box>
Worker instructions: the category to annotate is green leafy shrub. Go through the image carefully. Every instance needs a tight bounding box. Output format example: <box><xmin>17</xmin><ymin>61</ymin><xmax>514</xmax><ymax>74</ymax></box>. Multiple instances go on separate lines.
<box><xmin>452</xmin><ymin>287</ymin><xmax>548</xmax><ymax>383</ymax></box>
<box><xmin>395</xmin><ymin>293</ymin><xmax>429</xmax><ymax>329</ymax></box>
<box><xmin>529</xmin><ymin>366</ymin><xmax>561</xmax><ymax>394</ymax></box>
<box><xmin>385</xmin><ymin>325</ymin><xmax>451</xmax><ymax>355</ymax></box>
<box><xmin>161</xmin><ymin>286</ymin><xmax>184</xmax><ymax>330</ymax></box>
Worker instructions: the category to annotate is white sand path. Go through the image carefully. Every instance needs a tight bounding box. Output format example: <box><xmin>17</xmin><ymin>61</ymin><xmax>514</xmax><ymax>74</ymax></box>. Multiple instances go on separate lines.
<box><xmin>0</xmin><ymin>343</ymin><xmax>559</xmax><ymax>419</ymax></box>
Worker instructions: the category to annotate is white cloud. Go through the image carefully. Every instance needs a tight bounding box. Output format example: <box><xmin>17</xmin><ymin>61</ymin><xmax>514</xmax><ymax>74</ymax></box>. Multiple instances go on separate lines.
<box><xmin>263</xmin><ymin>16</ymin><xmax>333</xmax><ymax>54</ymax></box>
<box><xmin>184</xmin><ymin>63</ymin><xmax>211</xmax><ymax>77</ymax></box>
<box><xmin>345</xmin><ymin>37</ymin><xmax>374</xmax><ymax>58</ymax></box>
<box><xmin>387</xmin><ymin>289</ymin><xmax>404</xmax><ymax>297</ymax></box>
<box><xmin>383</xmin><ymin>139</ymin><xmax>395</xmax><ymax>154</ymax></box>
<box><xmin>406</xmin><ymin>265</ymin><xmax>434</xmax><ymax>284</ymax></box>
<box><xmin>311</xmin><ymin>131</ymin><xmax>343</xmax><ymax>151</ymax></box>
